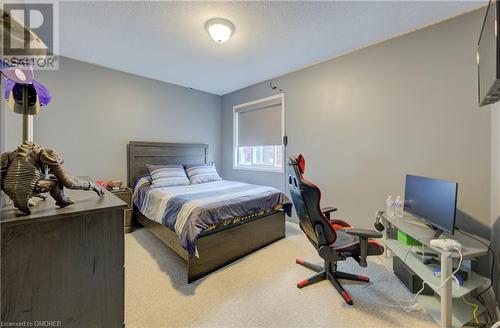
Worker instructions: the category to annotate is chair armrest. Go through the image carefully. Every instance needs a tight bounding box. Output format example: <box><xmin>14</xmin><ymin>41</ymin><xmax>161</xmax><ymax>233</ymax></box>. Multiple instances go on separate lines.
<box><xmin>343</xmin><ymin>229</ymin><xmax>382</xmax><ymax>268</ymax></box>
<box><xmin>343</xmin><ymin>228</ymin><xmax>382</xmax><ymax>239</ymax></box>
<box><xmin>322</xmin><ymin>207</ymin><xmax>338</xmax><ymax>219</ymax></box>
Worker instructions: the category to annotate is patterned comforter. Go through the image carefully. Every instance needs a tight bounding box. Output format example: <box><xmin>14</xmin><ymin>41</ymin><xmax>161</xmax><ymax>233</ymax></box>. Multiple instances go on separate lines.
<box><xmin>133</xmin><ymin>180</ymin><xmax>291</xmax><ymax>256</ymax></box>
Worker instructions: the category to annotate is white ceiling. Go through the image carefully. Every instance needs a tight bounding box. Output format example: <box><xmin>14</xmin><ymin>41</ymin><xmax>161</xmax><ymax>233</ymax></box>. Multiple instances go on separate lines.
<box><xmin>58</xmin><ymin>1</ymin><xmax>485</xmax><ymax>96</ymax></box>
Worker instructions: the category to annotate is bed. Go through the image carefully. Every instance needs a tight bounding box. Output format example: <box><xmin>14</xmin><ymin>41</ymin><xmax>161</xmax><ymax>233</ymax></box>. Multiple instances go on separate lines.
<box><xmin>127</xmin><ymin>141</ymin><xmax>289</xmax><ymax>283</ymax></box>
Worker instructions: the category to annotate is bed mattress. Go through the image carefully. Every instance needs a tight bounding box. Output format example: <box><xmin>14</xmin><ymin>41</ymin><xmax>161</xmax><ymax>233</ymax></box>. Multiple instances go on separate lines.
<box><xmin>133</xmin><ymin>180</ymin><xmax>291</xmax><ymax>256</ymax></box>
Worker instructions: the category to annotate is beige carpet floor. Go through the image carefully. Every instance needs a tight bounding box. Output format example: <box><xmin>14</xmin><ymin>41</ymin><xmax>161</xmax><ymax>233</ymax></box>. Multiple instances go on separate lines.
<box><xmin>125</xmin><ymin>222</ymin><xmax>439</xmax><ymax>328</ymax></box>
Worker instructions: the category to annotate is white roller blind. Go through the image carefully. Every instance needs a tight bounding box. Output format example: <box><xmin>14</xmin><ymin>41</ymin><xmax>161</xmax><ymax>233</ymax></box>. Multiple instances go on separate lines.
<box><xmin>237</xmin><ymin>103</ymin><xmax>282</xmax><ymax>147</ymax></box>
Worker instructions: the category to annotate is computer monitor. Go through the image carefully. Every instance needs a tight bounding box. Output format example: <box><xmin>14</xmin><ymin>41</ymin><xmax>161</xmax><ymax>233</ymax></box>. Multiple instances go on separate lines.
<box><xmin>404</xmin><ymin>175</ymin><xmax>458</xmax><ymax>235</ymax></box>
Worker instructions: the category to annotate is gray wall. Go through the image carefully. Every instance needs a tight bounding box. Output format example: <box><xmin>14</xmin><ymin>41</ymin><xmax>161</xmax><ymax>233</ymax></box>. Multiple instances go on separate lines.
<box><xmin>4</xmin><ymin>56</ymin><xmax>222</xmax><ymax>183</ymax></box>
<box><xmin>491</xmin><ymin>103</ymin><xmax>500</xmax><ymax>304</ymax></box>
<box><xmin>221</xmin><ymin>9</ymin><xmax>492</xmax><ymax>233</ymax></box>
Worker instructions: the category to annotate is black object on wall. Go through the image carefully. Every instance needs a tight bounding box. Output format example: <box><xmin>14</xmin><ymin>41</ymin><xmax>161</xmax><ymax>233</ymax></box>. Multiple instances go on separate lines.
<box><xmin>478</xmin><ymin>0</ymin><xmax>500</xmax><ymax>106</ymax></box>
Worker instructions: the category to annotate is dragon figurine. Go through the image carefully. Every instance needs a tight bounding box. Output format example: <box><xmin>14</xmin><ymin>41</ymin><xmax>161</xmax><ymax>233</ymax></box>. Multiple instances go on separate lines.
<box><xmin>1</xmin><ymin>141</ymin><xmax>105</xmax><ymax>215</ymax></box>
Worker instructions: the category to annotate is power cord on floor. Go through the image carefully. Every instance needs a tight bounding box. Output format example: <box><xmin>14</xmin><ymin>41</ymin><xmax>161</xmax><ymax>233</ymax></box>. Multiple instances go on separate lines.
<box><xmin>361</xmin><ymin>274</ymin><xmax>424</xmax><ymax>313</ymax></box>
<box><xmin>462</xmin><ymin>295</ymin><xmax>479</xmax><ymax>324</ymax></box>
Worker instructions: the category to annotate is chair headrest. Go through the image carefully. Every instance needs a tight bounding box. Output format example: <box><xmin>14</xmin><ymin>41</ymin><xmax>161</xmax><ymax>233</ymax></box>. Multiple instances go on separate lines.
<box><xmin>289</xmin><ymin>154</ymin><xmax>306</xmax><ymax>174</ymax></box>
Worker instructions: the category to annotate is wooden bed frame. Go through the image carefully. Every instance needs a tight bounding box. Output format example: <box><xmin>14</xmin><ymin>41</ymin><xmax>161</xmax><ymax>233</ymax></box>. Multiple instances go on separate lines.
<box><xmin>127</xmin><ymin>141</ymin><xmax>286</xmax><ymax>283</ymax></box>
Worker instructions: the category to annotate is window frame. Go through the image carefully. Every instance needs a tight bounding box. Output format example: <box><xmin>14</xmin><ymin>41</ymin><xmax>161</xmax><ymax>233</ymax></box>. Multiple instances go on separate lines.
<box><xmin>232</xmin><ymin>93</ymin><xmax>285</xmax><ymax>173</ymax></box>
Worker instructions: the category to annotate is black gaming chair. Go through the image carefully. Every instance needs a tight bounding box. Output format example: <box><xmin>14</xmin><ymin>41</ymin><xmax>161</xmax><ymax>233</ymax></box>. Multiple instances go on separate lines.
<box><xmin>288</xmin><ymin>154</ymin><xmax>384</xmax><ymax>305</ymax></box>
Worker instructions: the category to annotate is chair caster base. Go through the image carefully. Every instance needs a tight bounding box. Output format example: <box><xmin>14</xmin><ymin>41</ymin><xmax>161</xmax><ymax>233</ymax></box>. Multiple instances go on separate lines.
<box><xmin>295</xmin><ymin>258</ymin><xmax>369</xmax><ymax>306</ymax></box>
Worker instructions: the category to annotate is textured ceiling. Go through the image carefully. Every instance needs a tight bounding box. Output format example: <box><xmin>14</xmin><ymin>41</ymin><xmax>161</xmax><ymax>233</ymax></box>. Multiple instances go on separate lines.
<box><xmin>58</xmin><ymin>1</ymin><xmax>485</xmax><ymax>95</ymax></box>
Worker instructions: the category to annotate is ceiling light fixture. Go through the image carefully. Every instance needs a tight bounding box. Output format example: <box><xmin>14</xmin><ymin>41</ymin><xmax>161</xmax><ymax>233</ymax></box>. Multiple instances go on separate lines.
<box><xmin>206</xmin><ymin>18</ymin><xmax>234</xmax><ymax>43</ymax></box>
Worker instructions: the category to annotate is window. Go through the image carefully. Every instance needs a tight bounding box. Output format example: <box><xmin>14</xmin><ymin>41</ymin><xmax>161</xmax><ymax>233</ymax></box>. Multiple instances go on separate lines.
<box><xmin>233</xmin><ymin>94</ymin><xmax>284</xmax><ymax>172</ymax></box>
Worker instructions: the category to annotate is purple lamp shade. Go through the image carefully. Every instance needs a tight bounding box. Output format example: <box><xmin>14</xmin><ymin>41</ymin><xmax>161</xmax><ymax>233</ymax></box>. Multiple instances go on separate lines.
<box><xmin>0</xmin><ymin>62</ymin><xmax>34</xmax><ymax>84</ymax></box>
<box><xmin>1</xmin><ymin>61</ymin><xmax>52</xmax><ymax>114</ymax></box>
<box><xmin>4</xmin><ymin>79</ymin><xmax>52</xmax><ymax>115</ymax></box>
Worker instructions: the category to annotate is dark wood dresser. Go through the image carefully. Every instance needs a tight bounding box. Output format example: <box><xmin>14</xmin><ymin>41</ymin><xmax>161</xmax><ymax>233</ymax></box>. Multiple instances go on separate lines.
<box><xmin>0</xmin><ymin>187</ymin><xmax>126</xmax><ymax>327</ymax></box>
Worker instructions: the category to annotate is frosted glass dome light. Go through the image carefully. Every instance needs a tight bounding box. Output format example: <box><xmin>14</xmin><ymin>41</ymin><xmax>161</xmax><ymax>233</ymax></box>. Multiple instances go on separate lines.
<box><xmin>206</xmin><ymin>18</ymin><xmax>234</xmax><ymax>43</ymax></box>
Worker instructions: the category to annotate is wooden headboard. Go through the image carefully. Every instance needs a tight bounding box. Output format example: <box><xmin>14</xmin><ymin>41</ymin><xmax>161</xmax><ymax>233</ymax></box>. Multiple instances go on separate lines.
<box><xmin>127</xmin><ymin>141</ymin><xmax>208</xmax><ymax>187</ymax></box>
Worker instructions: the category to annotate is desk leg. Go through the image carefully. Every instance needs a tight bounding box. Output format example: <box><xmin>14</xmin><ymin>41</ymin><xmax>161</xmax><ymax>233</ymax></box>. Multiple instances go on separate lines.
<box><xmin>440</xmin><ymin>254</ymin><xmax>452</xmax><ymax>328</ymax></box>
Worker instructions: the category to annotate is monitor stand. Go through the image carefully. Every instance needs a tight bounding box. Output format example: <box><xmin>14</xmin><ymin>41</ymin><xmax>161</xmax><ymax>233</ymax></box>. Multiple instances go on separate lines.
<box><xmin>432</xmin><ymin>228</ymin><xmax>443</xmax><ymax>239</ymax></box>
<box><xmin>404</xmin><ymin>218</ymin><xmax>429</xmax><ymax>228</ymax></box>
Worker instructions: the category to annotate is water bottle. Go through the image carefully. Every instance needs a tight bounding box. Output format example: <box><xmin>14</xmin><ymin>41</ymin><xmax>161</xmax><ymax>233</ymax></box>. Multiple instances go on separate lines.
<box><xmin>386</xmin><ymin>195</ymin><xmax>395</xmax><ymax>217</ymax></box>
<box><xmin>395</xmin><ymin>195</ymin><xmax>404</xmax><ymax>218</ymax></box>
